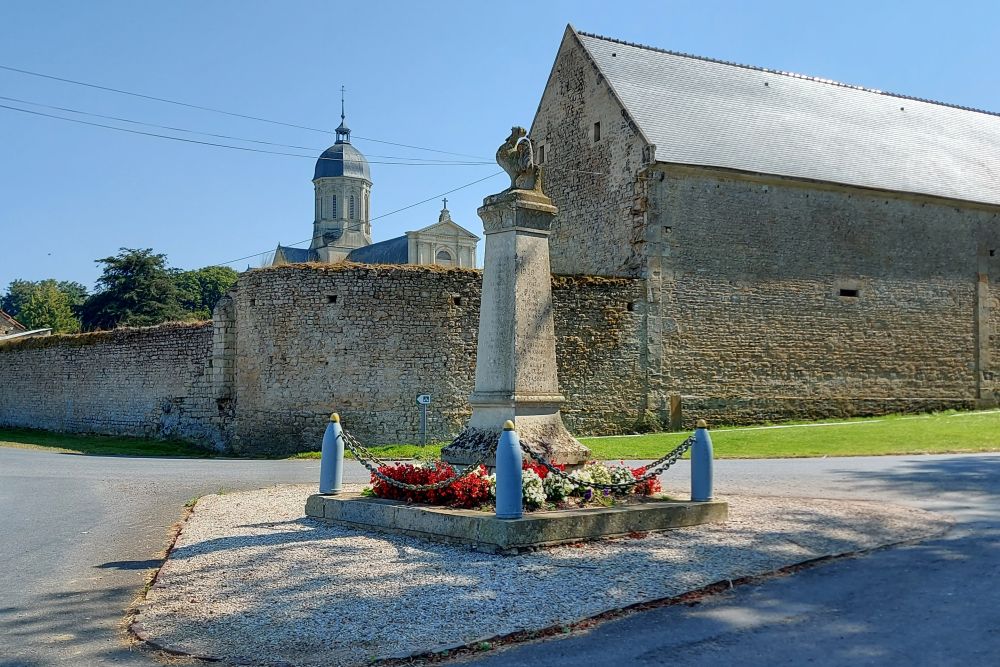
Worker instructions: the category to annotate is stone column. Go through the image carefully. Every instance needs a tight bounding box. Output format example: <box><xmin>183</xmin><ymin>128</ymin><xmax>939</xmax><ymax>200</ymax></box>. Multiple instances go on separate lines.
<box><xmin>443</xmin><ymin>130</ymin><xmax>590</xmax><ymax>466</ymax></box>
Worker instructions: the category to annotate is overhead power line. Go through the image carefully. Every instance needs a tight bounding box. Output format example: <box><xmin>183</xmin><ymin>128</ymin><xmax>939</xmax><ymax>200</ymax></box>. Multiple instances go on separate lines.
<box><xmin>216</xmin><ymin>171</ymin><xmax>504</xmax><ymax>267</ymax></box>
<box><xmin>0</xmin><ymin>103</ymin><xmax>495</xmax><ymax>166</ymax></box>
<box><xmin>0</xmin><ymin>63</ymin><xmax>489</xmax><ymax>159</ymax></box>
<box><xmin>0</xmin><ymin>94</ymin><xmax>488</xmax><ymax>163</ymax></box>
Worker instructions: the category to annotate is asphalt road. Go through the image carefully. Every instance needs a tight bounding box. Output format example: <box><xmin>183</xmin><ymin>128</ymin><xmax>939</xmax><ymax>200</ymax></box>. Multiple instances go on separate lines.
<box><xmin>0</xmin><ymin>449</ymin><xmax>355</xmax><ymax>667</ymax></box>
<box><xmin>462</xmin><ymin>454</ymin><xmax>1000</xmax><ymax>666</ymax></box>
<box><xmin>1</xmin><ymin>447</ymin><xmax>997</xmax><ymax>666</ymax></box>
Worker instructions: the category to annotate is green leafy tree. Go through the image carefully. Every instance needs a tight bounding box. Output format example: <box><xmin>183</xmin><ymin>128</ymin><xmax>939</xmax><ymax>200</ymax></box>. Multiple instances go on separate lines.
<box><xmin>1</xmin><ymin>279</ymin><xmax>36</xmax><ymax>318</ymax></box>
<box><xmin>17</xmin><ymin>280</ymin><xmax>81</xmax><ymax>333</ymax></box>
<box><xmin>173</xmin><ymin>265</ymin><xmax>238</xmax><ymax>319</ymax></box>
<box><xmin>57</xmin><ymin>280</ymin><xmax>89</xmax><ymax>316</ymax></box>
<box><xmin>81</xmin><ymin>248</ymin><xmax>185</xmax><ymax>330</ymax></box>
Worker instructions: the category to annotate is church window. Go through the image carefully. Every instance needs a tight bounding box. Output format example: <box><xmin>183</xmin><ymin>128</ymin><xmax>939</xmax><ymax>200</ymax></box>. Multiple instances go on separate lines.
<box><xmin>436</xmin><ymin>249</ymin><xmax>454</xmax><ymax>266</ymax></box>
<box><xmin>350</xmin><ymin>195</ymin><xmax>356</xmax><ymax>219</ymax></box>
<box><xmin>593</xmin><ymin>121</ymin><xmax>601</xmax><ymax>142</ymax></box>
<box><xmin>537</xmin><ymin>145</ymin><xmax>545</xmax><ymax>163</ymax></box>
<box><xmin>331</xmin><ymin>195</ymin><xmax>337</xmax><ymax>218</ymax></box>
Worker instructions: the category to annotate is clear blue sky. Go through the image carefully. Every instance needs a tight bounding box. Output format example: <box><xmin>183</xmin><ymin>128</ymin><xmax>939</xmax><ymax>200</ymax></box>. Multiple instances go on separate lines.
<box><xmin>2</xmin><ymin>0</ymin><xmax>998</xmax><ymax>292</ymax></box>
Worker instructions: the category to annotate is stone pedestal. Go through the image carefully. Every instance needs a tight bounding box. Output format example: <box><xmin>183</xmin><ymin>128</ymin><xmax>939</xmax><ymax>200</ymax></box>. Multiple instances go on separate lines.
<box><xmin>442</xmin><ymin>187</ymin><xmax>590</xmax><ymax>466</ymax></box>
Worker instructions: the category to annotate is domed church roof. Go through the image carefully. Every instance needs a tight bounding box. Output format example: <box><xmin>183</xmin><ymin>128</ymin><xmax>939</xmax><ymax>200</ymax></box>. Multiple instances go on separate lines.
<box><xmin>314</xmin><ymin>113</ymin><xmax>371</xmax><ymax>181</ymax></box>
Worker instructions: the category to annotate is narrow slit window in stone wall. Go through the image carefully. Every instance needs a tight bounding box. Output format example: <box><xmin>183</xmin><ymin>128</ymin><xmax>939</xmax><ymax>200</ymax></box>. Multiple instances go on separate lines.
<box><xmin>839</xmin><ymin>288</ymin><xmax>860</xmax><ymax>298</ymax></box>
<box><xmin>537</xmin><ymin>145</ymin><xmax>545</xmax><ymax>163</ymax></box>
<box><xmin>593</xmin><ymin>121</ymin><xmax>601</xmax><ymax>142</ymax></box>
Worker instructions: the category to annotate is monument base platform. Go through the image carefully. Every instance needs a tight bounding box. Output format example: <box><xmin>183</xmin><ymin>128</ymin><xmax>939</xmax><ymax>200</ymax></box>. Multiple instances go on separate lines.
<box><xmin>305</xmin><ymin>493</ymin><xmax>728</xmax><ymax>555</ymax></box>
<box><xmin>442</xmin><ymin>409</ymin><xmax>591</xmax><ymax>467</ymax></box>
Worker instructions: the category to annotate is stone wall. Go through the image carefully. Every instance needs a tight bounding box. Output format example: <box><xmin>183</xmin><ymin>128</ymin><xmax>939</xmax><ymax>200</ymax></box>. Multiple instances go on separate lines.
<box><xmin>645</xmin><ymin>164</ymin><xmax>1000</xmax><ymax>423</ymax></box>
<box><xmin>0</xmin><ymin>265</ymin><xmax>646</xmax><ymax>454</ymax></box>
<box><xmin>0</xmin><ymin>322</ymin><xmax>225</xmax><ymax>446</ymax></box>
<box><xmin>229</xmin><ymin>264</ymin><xmax>645</xmax><ymax>455</ymax></box>
<box><xmin>530</xmin><ymin>28</ymin><xmax>648</xmax><ymax>278</ymax></box>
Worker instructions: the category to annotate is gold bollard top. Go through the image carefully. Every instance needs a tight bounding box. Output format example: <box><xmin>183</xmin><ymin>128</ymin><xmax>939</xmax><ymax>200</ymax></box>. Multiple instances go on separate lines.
<box><xmin>330</xmin><ymin>413</ymin><xmax>340</xmax><ymax>423</ymax></box>
<box><xmin>696</xmin><ymin>419</ymin><xmax>708</xmax><ymax>429</ymax></box>
<box><xmin>503</xmin><ymin>420</ymin><xmax>515</xmax><ymax>431</ymax></box>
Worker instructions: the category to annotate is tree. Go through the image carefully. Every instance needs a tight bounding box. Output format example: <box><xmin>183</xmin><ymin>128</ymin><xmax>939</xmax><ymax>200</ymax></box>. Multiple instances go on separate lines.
<box><xmin>57</xmin><ymin>280</ymin><xmax>89</xmax><ymax>317</ymax></box>
<box><xmin>17</xmin><ymin>280</ymin><xmax>81</xmax><ymax>333</ymax></box>
<box><xmin>1</xmin><ymin>279</ymin><xmax>36</xmax><ymax>318</ymax></box>
<box><xmin>81</xmin><ymin>248</ymin><xmax>185</xmax><ymax>330</ymax></box>
<box><xmin>173</xmin><ymin>265</ymin><xmax>239</xmax><ymax>319</ymax></box>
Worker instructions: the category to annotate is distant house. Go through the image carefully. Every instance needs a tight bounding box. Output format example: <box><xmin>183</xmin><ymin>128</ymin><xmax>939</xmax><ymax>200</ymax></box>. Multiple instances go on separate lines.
<box><xmin>0</xmin><ymin>310</ymin><xmax>25</xmax><ymax>336</ymax></box>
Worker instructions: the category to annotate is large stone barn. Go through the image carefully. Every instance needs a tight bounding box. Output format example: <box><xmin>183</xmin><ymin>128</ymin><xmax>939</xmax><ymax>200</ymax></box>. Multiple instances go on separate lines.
<box><xmin>529</xmin><ymin>26</ymin><xmax>1000</xmax><ymax>422</ymax></box>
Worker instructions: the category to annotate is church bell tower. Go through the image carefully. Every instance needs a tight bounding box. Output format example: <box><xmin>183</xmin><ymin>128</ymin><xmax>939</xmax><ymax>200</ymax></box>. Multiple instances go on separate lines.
<box><xmin>310</xmin><ymin>90</ymin><xmax>372</xmax><ymax>262</ymax></box>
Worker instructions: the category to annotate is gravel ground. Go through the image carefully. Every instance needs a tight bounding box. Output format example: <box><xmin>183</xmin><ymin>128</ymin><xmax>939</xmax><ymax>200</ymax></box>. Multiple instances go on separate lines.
<box><xmin>135</xmin><ymin>484</ymin><xmax>947</xmax><ymax>667</ymax></box>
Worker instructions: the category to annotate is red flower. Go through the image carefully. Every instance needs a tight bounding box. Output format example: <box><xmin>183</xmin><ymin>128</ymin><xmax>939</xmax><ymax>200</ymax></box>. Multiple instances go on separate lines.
<box><xmin>630</xmin><ymin>466</ymin><xmax>662</xmax><ymax>495</ymax></box>
<box><xmin>371</xmin><ymin>461</ymin><xmax>490</xmax><ymax>508</ymax></box>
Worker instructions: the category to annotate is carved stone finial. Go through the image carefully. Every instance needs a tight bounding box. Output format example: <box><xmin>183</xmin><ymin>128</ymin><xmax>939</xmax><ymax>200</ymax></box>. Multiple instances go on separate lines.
<box><xmin>496</xmin><ymin>126</ymin><xmax>543</xmax><ymax>192</ymax></box>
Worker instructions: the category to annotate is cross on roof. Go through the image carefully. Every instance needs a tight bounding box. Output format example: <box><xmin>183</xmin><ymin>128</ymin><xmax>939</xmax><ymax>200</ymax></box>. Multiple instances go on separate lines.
<box><xmin>442</xmin><ymin>197</ymin><xmax>448</xmax><ymax>209</ymax></box>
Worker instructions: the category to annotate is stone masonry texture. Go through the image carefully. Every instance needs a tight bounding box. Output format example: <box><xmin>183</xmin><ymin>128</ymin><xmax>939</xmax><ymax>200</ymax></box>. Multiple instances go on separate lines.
<box><xmin>0</xmin><ymin>264</ymin><xmax>645</xmax><ymax>455</ymax></box>
<box><xmin>0</xmin><ymin>323</ymin><xmax>225</xmax><ymax>448</ymax></box>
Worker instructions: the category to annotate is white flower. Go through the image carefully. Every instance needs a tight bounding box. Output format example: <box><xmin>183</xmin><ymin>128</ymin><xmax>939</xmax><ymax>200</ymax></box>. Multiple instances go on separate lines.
<box><xmin>487</xmin><ymin>473</ymin><xmax>497</xmax><ymax>499</ymax></box>
<box><xmin>543</xmin><ymin>473</ymin><xmax>576</xmax><ymax>501</ymax></box>
<box><xmin>521</xmin><ymin>469</ymin><xmax>546</xmax><ymax>508</ymax></box>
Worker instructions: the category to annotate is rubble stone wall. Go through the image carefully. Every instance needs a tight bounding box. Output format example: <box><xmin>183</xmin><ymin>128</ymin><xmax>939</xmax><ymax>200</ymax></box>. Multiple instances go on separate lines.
<box><xmin>0</xmin><ymin>322</ymin><xmax>225</xmax><ymax>447</ymax></box>
<box><xmin>0</xmin><ymin>265</ymin><xmax>648</xmax><ymax>455</ymax></box>
<box><xmin>646</xmin><ymin>164</ymin><xmax>1000</xmax><ymax>423</ymax></box>
<box><xmin>229</xmin><ymin>264</ymin><xmax>646</xmax><ymax>455</ymax></box>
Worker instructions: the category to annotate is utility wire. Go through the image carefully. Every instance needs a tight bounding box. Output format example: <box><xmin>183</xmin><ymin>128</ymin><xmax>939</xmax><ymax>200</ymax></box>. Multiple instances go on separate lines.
<box><xmin>0</xmin><ymin>94</ymin><xmax>487</xmax><ymax>163</ymax></box>
<box><xmin>0</xmin><ymin>63</ymin><xmax>489</xmax><ymax>159</ymax></box>
<box><xmin>0</xmin><ymin>103</ymin><xmax>495</xmax><ymax>166</ymax></box>
<box><xmin>216</xmin><ymin>171</ymin><xmax>504</xmax><ymax>267</ymax></box>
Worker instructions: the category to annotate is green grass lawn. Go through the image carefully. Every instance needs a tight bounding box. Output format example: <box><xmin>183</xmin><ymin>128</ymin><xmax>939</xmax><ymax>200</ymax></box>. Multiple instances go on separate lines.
<box><xmin>3</xmin><ymin>409</ymin><xmax>998</xmax><ymax>460</ymax></box>
<box><xmin>583</xmin><ymin>410</ymin><xmax>1000</xmax><ymax>460</ymax></box>
<box><xmin>292</xmin><ymin>409</ymin><xmax>1000</xmax><ymax>461</ymax></box>
<box><xmin>0</xmin><ymin>427</ymin><xmax>213</xmax><ymax>457</ymax></box>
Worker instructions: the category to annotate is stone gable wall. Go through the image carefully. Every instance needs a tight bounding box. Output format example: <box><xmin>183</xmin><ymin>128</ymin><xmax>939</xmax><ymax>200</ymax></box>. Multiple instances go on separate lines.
<box><xmin>0</xmin><ymin>322</ymin><xmax>225</xmax><ymax>446</ymax></box>
<box><xmin>645</xmin><ymin>164</ymin><xmax>1000</xmax><ymax>422</ymax></box>
<box><xmin>530</xmin><ymin>30</ymin><xmax>648</xmax><ymax>277</ymax></box>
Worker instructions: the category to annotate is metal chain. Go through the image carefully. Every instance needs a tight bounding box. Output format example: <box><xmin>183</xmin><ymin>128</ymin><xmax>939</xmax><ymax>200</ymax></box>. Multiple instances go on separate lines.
<box><xmin>521</xmin><ymin>435</ymin><xmax>696</xmax><ymax>492</ymax></box>
<box><xmin>340</xmin><ymin>429</ymin><xmax>496</xmax><ymax>492</ymax></box>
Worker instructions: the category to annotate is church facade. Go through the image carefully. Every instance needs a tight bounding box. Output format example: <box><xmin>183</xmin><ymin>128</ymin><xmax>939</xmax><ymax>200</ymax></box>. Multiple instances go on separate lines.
<box><xmin>272</xmin><ymin>111</ymin><xmax>478</xmax><ymax>268</ymax></box>
<box><xmin>530</xmin><ymin>26</ymin><xmax>1000</xmax><ymax>419</ymax></box>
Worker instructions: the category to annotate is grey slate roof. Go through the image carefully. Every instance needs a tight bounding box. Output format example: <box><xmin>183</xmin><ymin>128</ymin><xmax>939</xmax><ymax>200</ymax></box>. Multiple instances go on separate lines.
<box><xmin>345</xmin><ymin>235</ymin><xmax>409</xmax><ymax>264</ymax></box>
<box><xmin>575</xmin><ymin>30</ymin><xmax>1000</xmax><ymax>206</ymax></box>
<box><xmin>314</xmin><ymin>141</ymin><xmax>372</xmax><ymax>181</ymax></box>
<box><xmin>275</xmin><ymin>245</ymin><xmax>318</xmax><ymax>263</ymax></box>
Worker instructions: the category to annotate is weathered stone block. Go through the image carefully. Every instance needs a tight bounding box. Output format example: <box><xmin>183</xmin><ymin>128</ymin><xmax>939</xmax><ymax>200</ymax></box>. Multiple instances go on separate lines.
<box><xmin>305</xmin><ymin>493</ymin><xmax>728</xmax><ymax>554</ymax></box>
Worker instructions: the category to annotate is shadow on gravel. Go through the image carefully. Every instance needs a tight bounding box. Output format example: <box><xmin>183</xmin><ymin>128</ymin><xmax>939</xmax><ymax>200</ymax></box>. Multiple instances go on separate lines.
<box><xmin>130</xmin><ymin>489</ymin><xmax>951</xmax><ymax>667</ymax></box>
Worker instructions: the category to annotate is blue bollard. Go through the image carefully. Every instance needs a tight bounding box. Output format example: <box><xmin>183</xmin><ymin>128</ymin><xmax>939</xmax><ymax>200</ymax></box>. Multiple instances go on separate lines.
<box><xmin>319</xmin><ymin>413</ymin><xmax>344</xmax><ymax>495</ymax></box>
<box><xmin>691</xmin><ymin>419</ymin><xmax>714</xmax><ymax>502</ymax></box>
<box><xmin>495</xmin><ymin>420</ymin><xmax>523</xmax><ymax>519</ymax></box>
